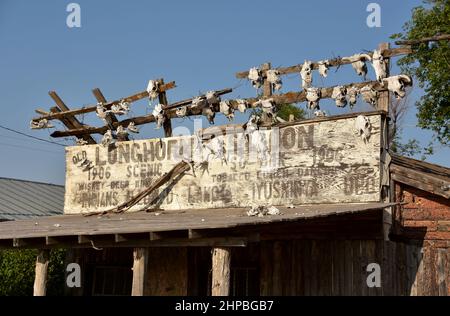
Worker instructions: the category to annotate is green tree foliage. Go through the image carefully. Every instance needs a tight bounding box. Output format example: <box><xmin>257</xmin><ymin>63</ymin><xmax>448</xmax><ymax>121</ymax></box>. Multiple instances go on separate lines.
<box><xmin>276</xmin><ymin>103</ymin><xmax>306</xmax><ymax>121</ymax></box>
<box><xmin>0</xmin><ymin>249</ymin><xmax>66</xmax><ymax>296</ymax></box>
<box><xmin>251</xmin><ymin>103</ymin><xmax>306</xmax><ymax>121</ymax></box>
<box><xmin>391</xmin><ymin>0</ymin><xmax>450</xmax><ymax>145</ymax></box>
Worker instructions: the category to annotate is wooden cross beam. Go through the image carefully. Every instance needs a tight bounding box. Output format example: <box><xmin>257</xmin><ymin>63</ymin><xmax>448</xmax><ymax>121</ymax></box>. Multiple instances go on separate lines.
<box><xmin>48</xmin><ymin>91</ymin><xmax>97</xmax><ymax>144</ymax></box>
<box><xmin>235</xmin><ymin>46</ymin><xmax>412</xmax><ymax>79</ymax></box>
<box><xmin>92</xmin><ymin>88</ymin><xmax>129</xmax><ymax>141</ymax></box>
<box><xmin>50</xmin><ymin>80</ymin><xmax>386</xmax><ymax>139</ymax></box>
<box><xmin>50</xmin><ymin>88</ymin><xmax>233</xmax><ymax>138</ymax></box>
<box><xmin>32</xmin><ymin>81</ymin><xmax>176</xmax><ymax>123</ymax></box>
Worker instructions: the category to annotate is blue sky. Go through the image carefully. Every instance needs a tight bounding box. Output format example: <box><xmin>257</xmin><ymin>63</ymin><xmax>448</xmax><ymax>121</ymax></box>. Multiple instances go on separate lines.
<box><xmin>0</xmin><ymin>0</ymin><xmax>448</xmax><ymax>185</ymax></box>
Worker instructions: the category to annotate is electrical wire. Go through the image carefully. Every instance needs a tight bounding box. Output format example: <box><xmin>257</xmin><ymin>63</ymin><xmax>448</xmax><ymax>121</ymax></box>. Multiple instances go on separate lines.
<box><xmin>0</xmin><ymin>124</ymin><xmax>67</xmax><ymax>147</ymax></box>
<box><xmin>0</xmin><ymin>141</ymin><xmax>63</xmax><ymax>154</ymax></box>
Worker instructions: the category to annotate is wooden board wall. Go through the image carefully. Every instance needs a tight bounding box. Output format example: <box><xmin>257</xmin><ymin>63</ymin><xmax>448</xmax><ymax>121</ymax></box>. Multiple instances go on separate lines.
<box><xmin>64</xmin><ymin>114</ymin><xmax>382</xmax><ymax>214</ymax></box>
<box><xmin>259</xmin><ymin>240</ymin><xmax>448</xmax><ymax>296</ymax></box>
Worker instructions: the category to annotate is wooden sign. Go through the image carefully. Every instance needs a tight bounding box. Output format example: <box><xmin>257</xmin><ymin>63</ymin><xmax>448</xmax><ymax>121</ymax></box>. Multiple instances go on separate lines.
<box><xmin>64</xmin><ymin>113</ymin><xmax>383</xmax><ymax>214</ymax></box>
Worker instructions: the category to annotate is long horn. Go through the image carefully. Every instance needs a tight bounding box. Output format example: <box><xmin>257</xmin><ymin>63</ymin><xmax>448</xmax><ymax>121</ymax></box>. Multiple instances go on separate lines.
<box><xmin>398</xmin><ymin>74</ymin><xmax>413</xmax><ymax>85</ymax></box>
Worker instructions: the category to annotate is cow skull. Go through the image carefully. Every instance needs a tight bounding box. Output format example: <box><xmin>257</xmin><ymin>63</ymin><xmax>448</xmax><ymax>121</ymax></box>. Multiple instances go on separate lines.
<box><xmin>300</xmin><ymin>60</ymin><xmax>313</xmax><ymax>88</ymax></box>
<box><xmin>30</xmin><ymin>118</ymin><xmax>54</xmax><ymax>129</ymax></box>
<box><xmin>176</xmin><ymin>106</ymin><xmax>187</xmax><ymax>117</ymax></box>
<box><xmin>347</xmin><ymin>54</ymin><xmax>372</xmax><ymax>78</ymax></box>
<box><xmin>347</xmin><ymin>86</ymin><xmax>360</xmax><ymax>108</ymax></box>
<box><xmin>372</xmin><ymin>49</ymin><xmax>388</xmax><ymax>82</ymax></box>
<box><xmin>254</xmin><ymin>98</ymin><xmax>276</xmax><ymax>117</ymax></box>
<box><xmin>354</xmin><ymin>115</ymin><xmax>372</xmax><ymax>143</ymax></box>
<box><xmin>76</xmin><ymin>139</ymin><xmax>88</xmax><ymax>146</ymax></box>
<box><xmin>127</xmin><ymin>122</ymin><xmax>139</xmax><ymax>134</ymax></box>
<box><xmin>202</xmin><ymin>106</ymin><xmax>216</xmax><ymax>124</ymax></box>
<box><xmin>314</xmin><ymin>110</ymin><xmax>327</xmax><ymax>117</ymax></box>
<box><xmin>318</xmin><ymin>60</ymin><xmax>330</xmax><ymax>78</ymax></box>
<box><xmin>306</xmin><ymin>87</ymin><xmax>321</xmax><ymax>110</ymax></box>
<box><xmin>245</xmin><ymin>115</ymin><xmax>260</xmax><ymax>134</ymax></box>
<box><xmin>382</xmin><ymin>75</ymin><xmax>413</xmax><ymax>99</ymax></box>
<box><xmin>360</xmin><ymin>85</ymin><xmax>378</xmax><ymax>107</ymax></box>
<box><xmin>266</xmin><ymin>69</ymin><xmax>282</xmax><ymax>91</ymax></box>
<box><xmin>248</xmin><ymin>67</ymin><xmax>263</xmax><ymax>89</ymax></box>
<box><xmin>110</xmin><ymin>100</ymin><xmax>130</xmax><ymax>116</ymax></box>
<box><xmin>116</xmin><ymin>125</ymin><xmax>128</xmax><ymax>140</ymax></box>
<box><xmin>236</xmin><ymin>99</ymin><xmax>248</xmax><ymax>113</ymax></box>
<box><xmin>152</xmin><ymin>103</ymin><xmax>166</xmax><ymax>129</ymax></box>
<box><xmin>206</xmin><ymin>91</ymin><xmax>221</xmax><ymax>106</ymax></box>
<box><xmin>146</xmin><ymin>80</ymin><xmax>160</xmax><ymax>100</ymax></box>
<box><xmin>331</xmin><ymin>86</ymin><xmax>348</xmax><ymax>108</ymax></box>
<box><xmin>101</xmin><ymin>130</ymin><xmax>115</xmax><ymax>147</ymax></box>
<box><xmin>191</xmin><ymin>96</ymin><xmax>207</xmax><ymax>109</ymax></box>
<box><xmin>219</xmin><ymin>100</ymin><xmax>235</xmax><ymax>121</ymax></box>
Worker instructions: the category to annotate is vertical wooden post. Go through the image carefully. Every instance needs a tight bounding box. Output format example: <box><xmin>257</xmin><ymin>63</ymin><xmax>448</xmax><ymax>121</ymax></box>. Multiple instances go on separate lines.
<box><xmin>211</xmin><ymin>247</ymin><xmax>231</xmax><ymax>296</ymax></box>
<box><xmin>262</xmin><ymin>62</ymin><xmax>272</xmax><ymax>98</ymax></box>
<box><xmin>378</xmin><ymin>42</ymin><xmax>392</xmax><ymax>240</ymax></box>
<box><xmin>158</xmin><ymin>79</ymin><xmax>173</xmax><ymax>138</ymax></box>
<box><xmin>92</xmin><ymin>88</ymin><xmax>128</xmax><ymax>140</ymax></box>
<box><xmin>33</xmin><ymin>249</ymin><xmax>50</xmax><ymax>296</ymax></box>
<box><xmin>260</xmin><ymin>62</ymin><xmax>273</xmax><ymax>127</ymax></box>
<box><xmin>377</xmin><ymin>42</ymin><xmax>390</xmax><ymax>112</ymax></box>
<box><xmin>131</xmin><ymin>247</ymin><xmax>148</xmax><ymax>296</ymax></box>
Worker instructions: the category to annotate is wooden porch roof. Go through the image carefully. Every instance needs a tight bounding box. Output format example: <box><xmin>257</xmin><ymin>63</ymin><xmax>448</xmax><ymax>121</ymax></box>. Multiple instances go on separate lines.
<box><xmin>0</xmin><ymin>202</ymin><xmax>395</xmax><ymax>249</ymax></box>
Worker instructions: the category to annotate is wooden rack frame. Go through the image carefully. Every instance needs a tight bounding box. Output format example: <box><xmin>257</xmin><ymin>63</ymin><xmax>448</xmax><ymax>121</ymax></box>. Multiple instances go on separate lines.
<box><xmin>33</xmin><ymin>37</ymin><xmax>450</xmax><ymax>142</ymax></box>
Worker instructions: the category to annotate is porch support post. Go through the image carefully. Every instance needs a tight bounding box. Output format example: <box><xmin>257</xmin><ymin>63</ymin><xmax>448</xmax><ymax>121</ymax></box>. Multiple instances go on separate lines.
<box><xmin>33</xmin><ymin>249</ymin><xmax>50</xmax><ymax>296</ymax></box>
<box><xmin>211</xmin><ymin>247</ymin><xmax>231</xmax><ymax>296</ymax></box>
<box><xmin>131</xmin><ymin>247</ymin><xmax>148</xmax><ymax>296</ymax></box>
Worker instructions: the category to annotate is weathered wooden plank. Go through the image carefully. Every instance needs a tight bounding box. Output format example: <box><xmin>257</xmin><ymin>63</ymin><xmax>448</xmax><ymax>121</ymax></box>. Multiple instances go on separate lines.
<box><xmin>395</xmin><ymin>34</ymin><xmax>450</xmax><ymax>45</ymax></box>
<box><xmin>436</xmin><ymin>248</ymin><xmax>447</xmax><ymax>296</ymax></box>
<box><xmin>351</xmin><ymin>240</ymin><xmax>363</xmax><ymax>296</ymax></box>
<box><xmin>272</xmin><ymin>241</ymin><xmax>282</xmax><ymax>295</ymax></box>
<box><xmin>310</xmin><ymin>240</ymin><xmax>319</xmax><ymax>295</ymax></box>
<box><xmin>64</xmin><ymin>114</ymin><xmax>382</xmax><ymax>214</ymax></box>
<box><xmin>235</xmin><ymin>46</ymin><xmax>412</xmax><ymax>78</ymax></box>
<box><xmin>391</xmin><ymin>168</ymin><xmax>450</xmax><ymax>199</ymax></box>
<box><xmin>48</xmin><ymin>91</ymin><xmax>96</xmax><ymax>144</ymax></box>
<box><xmin>131</xmin><ymin>247</ymin><xmax>148</xmax><ymax>296</ymax></box>
<box><xmin>33</xmin><ymin>249</ymin><xmax>50</xmax><ymax>296</ymax></box>
<box><xmin>145</xmin><ymin>247</ymin><xmax>188</xmax><ymax>295</ymax></box>
<box><xmin>259</xmin><ymin>241</ymin><xmax>270</xmax><ymax>296</ymax></box>
<box><xmin>50</xmin><ymin>88</ymin><xmax>233</xmax><ymax>138</ymax></box>
<box><xmin>33</xmin><ymin>82</ymin><xmax>176</xmax><ymax>122</ymax></box>
<box><xmin>343</xmin><ymin>240</ymin><xmax>353</xmax><ymax>295</ymax></box>
<box><xmin>211</xmin><ymin>247</ymin><xmax>231</xmax><ymax>296</ymax></box>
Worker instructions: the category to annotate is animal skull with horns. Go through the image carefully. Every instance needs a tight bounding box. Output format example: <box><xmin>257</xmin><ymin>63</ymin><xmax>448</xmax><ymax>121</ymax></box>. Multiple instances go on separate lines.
<box><xmin>331</xmin><ymin>86</ymin><xmax>348</xmax><ymax>108</ymax></box>
<box><xmin>306</xmin><ymin>87</ymin><xmax>321</xmax><ymax>110</ymax></box>
<box><xmin>371</xmin><ymin>50</ymin><xmax>388</xmax><ymax>82</ymax></box>
<box><xmin>300</xmin><ymin>60</ymin><xmax>313</xmax><ymax>89</ymax></box>
<box><xmin>360</xmin><ymin>85</ymin><xmax>379</xmax><ymax>107</ymax></box>
<box><xmin>318</xmin><ymin>60</ymin><xmax>330</xmax><ymax>78</ymax></box>
<box><xmin>346</xmin><ymin>53</ymin><xmax>372</xmax><ymax>78</ymax></box>
<box><xmin>152</xmin><ymin>104</ymin><xmax>166</xmax><ymax>129</ymax></box>
<box><xmin>382</xmin><ymin>75</ymin><xmax>413</xmax><ymax>99</ymax></box>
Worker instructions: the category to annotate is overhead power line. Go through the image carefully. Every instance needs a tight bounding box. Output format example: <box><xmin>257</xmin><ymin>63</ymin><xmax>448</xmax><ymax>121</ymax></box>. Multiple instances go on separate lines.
<box><xmin>0</xmin><ymin>124</ymin><xmax>67</xmax><ymax>147</ymax></box>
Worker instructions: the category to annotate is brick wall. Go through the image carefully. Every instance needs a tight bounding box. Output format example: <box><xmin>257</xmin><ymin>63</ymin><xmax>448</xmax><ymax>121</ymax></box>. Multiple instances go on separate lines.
<box><xmin>394</xmin><ymin>182</ymin><xmax>450</xmax><ymax>242</ymax></box>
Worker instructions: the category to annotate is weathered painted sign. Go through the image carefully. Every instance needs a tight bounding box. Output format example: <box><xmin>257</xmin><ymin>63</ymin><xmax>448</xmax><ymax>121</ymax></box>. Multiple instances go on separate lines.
<box><xmin>64</xmin><ymin>113</ymin><xmax>383</xmax><ymax>214</ymax></box>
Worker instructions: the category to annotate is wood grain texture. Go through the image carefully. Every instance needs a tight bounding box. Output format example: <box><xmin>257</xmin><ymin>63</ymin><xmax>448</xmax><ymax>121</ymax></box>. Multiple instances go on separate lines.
<box><xmin>64</xmin><ymin>114</ymin><xmax>383</xmax><ymax>214</ymax></box>
<box><xmin>211</xmin><ymin>247</ymin><xmax>231</xmax><ymax>296</ymax></box>
<box><xmin>33</xmin><ymin>249</ymin><xmax>50</xmax><ymax>296</ymax></box>
<box><xmin>131</xmin><ymin>247</ymin><xmax>148</xmax><ymax>296</ymax></box>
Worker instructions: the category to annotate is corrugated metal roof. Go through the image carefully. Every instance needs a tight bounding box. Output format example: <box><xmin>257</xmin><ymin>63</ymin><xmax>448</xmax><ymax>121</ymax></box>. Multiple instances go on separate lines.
<box><xmin>0</xmin><ymin>177</ymin><xmax>64</xmax><ymax>220</ymax></box>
